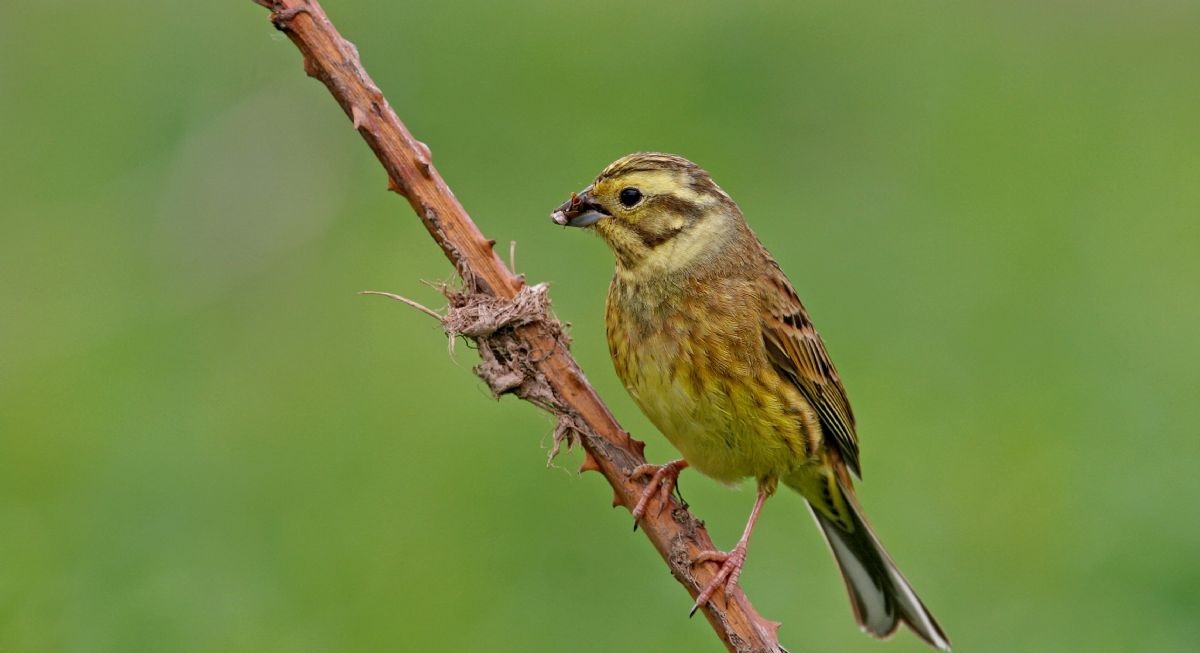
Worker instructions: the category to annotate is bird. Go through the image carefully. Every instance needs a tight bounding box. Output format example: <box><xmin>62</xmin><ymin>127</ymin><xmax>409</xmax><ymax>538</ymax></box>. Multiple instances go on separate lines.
<box><xmin>550</xmin><ymin>152</ymin><xmax>950</xmax><ymax>650</ymax></box>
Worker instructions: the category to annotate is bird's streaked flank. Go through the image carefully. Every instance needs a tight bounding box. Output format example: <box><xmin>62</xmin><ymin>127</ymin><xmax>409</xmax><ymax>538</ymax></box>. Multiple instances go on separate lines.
<box><xmin>551</xmin><ymin>152</ymin><xmax>950</xmax><ymax>650</ymax></box>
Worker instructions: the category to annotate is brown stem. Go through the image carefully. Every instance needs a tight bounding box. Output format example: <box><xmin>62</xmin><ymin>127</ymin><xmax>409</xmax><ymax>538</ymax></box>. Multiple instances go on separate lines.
<box><xmin>251</xmin><ymin>2</ymin><xmax>786</xmax><ymax>651</ymax></box>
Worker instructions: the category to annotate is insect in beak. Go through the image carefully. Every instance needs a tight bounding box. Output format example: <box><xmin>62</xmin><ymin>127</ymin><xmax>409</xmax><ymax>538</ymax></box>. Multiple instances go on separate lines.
<box><xmin>551</xmin><ymin>188</ymin><xmax>611</xmax><ymax>227</ymax></box>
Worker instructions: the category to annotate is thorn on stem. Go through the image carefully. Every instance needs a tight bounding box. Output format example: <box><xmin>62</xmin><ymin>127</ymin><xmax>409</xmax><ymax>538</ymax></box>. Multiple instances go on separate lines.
<box><xmin>301</xmin><ymin>56</ymin><xmax>319</xmax><ymax>79</ymax></box>
<box><xmin>578</xmin><ymin>452</ymin><xmax>601</xmax><ymax>474</ymax></box>
<box><xmin>415</xmin><ymin>140</ymin><xmax>433</xmax><ymax>177</ymax></box>
<box><xmin>351</xmin><ymin>105</ymin><xmax>368</xmax><ymax>130</ymax></box>
<box><xmin>387</xmin><ymin>176</ymin><xmax>409</xmax><ymax>197</ymax></box>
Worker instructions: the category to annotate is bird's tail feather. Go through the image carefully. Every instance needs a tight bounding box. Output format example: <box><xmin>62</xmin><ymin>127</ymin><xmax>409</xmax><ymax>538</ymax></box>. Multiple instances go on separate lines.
<box><xmin>801</xmin><ymin>474</ymin><xmax>951</xmax><ymax>651</ymax></box>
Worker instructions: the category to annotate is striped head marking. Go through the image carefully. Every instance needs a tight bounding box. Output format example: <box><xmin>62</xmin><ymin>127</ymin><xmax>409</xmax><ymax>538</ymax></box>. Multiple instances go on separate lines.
<box><xmin>551</xmin><ymin>153</ymin><xmax>737</xmax><ymax>269</ymax></box>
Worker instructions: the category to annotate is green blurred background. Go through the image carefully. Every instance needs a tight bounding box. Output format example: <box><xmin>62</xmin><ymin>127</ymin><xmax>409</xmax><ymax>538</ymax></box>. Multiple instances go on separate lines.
<box><xmin>2</xmin><ymin>2</ymin><xmax>1198</xmax><ymax>651</ymax></box>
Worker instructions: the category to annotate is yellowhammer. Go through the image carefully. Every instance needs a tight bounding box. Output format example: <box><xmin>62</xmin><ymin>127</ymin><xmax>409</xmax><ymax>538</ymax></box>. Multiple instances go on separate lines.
<box><xmin>551</xmin><ymin>152</ymin><xmax>950</xmax><ymax>650</ymax></box>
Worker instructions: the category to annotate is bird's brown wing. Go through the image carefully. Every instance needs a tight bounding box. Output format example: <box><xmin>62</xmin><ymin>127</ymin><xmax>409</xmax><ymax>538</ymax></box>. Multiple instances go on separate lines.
<box><xmin>759</xmin><ymin>262</ymin><xmax>861</xmax><ymax>477</ymax></box>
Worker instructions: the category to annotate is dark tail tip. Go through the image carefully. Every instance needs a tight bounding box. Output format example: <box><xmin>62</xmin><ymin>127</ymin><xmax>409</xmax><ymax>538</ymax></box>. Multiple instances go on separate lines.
<box><xmin>808</xmin><ymin>501</ymin><xmax>951</xmax><ymax>651</ymax></box>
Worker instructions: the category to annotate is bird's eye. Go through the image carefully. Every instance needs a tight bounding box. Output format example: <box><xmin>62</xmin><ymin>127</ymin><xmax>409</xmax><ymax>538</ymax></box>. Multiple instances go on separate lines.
<box><xmin>618</xmin><ymin>187</ymin><xmax>643</xmax><ymax>208</ymax></box>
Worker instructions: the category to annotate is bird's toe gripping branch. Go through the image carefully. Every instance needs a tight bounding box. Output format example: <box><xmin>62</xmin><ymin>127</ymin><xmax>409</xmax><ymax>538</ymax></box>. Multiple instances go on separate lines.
<box><xmin>690</xmin><ymin>543</ymin><xmax>750</xmax><ymax>617</ymax></box>
<box><xmin>689</xmin><ymin>486</ymin><xmax>771</xmax><ymax>617</ymax></box>
<box><xmin>630</xmin><ymin>459</ymin><xmax>690</xmax><ymax>530</ymax></box>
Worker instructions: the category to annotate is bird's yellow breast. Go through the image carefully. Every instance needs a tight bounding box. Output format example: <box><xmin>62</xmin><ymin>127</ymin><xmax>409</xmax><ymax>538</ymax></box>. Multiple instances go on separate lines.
<box><xmin>606</xmin><ymin>274</ymin><xmax>818</xmax><ymax>485</ymax></box>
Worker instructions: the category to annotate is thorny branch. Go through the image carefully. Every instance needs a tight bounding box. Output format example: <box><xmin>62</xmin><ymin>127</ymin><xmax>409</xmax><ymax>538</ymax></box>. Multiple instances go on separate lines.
<box><xmin>252</xmin><ymin>1</ymin><xmax>787</xmax><ymax>650</ymax></box>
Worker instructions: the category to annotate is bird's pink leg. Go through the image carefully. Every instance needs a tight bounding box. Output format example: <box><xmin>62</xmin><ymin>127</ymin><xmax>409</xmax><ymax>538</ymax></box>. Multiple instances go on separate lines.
<box><xmin>629</xmin><ymin>459</ymin><xmax>689</xmax><ymax>529</ymax></box>
<box><xmin>689</xmin><ymin>486</ymin><xmax>770</xmax><ymax>616</ymax></box>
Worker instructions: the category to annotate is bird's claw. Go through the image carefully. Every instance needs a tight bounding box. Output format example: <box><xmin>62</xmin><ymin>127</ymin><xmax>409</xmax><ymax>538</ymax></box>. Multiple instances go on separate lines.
<box><xmin>689</xmin><ymin>543</ymin><xmax>749</xmax><ymax>616</ymax></box>
<box><xmin>630</xmin><ymin>459</ymin><xmax>688</xmax><ymax>530</ymax></box>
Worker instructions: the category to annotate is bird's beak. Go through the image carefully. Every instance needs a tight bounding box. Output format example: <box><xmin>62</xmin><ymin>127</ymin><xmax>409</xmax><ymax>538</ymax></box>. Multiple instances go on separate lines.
<box><xmin>551</xmin><ymin>188</ymin><xmax>610</xmax><ymax>228</ymax></box>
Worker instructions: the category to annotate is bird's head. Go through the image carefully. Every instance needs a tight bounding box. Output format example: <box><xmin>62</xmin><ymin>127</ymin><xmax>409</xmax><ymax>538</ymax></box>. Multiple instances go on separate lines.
<box><xmin>551</xmin><ymin>153</ymin><xmax>741</xmax><ymax>271</ymax></box>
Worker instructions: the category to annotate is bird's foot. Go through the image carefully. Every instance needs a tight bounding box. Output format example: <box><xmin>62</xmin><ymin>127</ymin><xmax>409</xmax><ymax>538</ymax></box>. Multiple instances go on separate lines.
<box><xmin>688</xmin><ymin>486</ymin><xmax>770</xmax><ymax>616</ymax></box>
<box><xmin>629</xmin><ymin>459</ymin><xmax>688</xmax><ymax>530</ymax></box>
<box><xmin>689</xmin><ymin>541</ymin><xmax>749</xmax><ymax>616</ymax></box>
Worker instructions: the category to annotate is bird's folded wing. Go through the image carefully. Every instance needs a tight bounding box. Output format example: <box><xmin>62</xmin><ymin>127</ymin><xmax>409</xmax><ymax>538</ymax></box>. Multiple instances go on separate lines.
<box><xmin>760</xmin><ymin>266</ymin><xmax>861</xmax><ymax>477</ymax></box>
